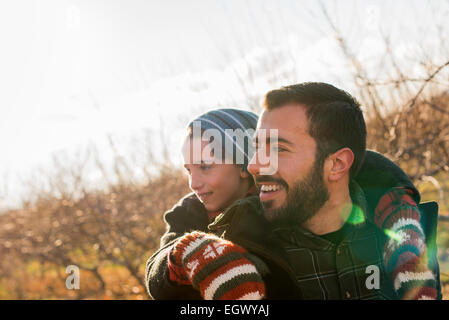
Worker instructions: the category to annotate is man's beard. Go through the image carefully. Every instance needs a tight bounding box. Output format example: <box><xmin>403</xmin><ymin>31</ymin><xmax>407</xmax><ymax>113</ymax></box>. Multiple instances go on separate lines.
<box><xmin>260</xmin><ymin>159</ymin><xmax>330</xmax><ymax>227</ymax></box>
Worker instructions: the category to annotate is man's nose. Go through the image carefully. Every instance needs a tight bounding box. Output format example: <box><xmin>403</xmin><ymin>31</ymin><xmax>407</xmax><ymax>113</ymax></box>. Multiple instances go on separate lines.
<box><xmin>248</xmin><ymin>146</ymin><xmax>277</xmax><ymax>177</ymax></box>
<box><xmin>248</xmin><ymin>152</ymin><xmax>262</xmax><ymax>176</ymax></box>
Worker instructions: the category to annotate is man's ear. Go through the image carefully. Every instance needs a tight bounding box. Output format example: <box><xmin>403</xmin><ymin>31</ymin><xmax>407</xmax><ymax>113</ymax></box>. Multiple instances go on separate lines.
<box><xmin>240</xmin><ymin>167</ymin><xmax>250</xmax><ymax>179</ymax></box>
<box><xmin>327</xmin><ymin>148</ymin><xmax>354</xmax><ymax>182</ymax></box>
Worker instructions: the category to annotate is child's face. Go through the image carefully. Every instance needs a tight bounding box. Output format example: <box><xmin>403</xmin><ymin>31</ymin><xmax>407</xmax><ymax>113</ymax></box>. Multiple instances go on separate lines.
<box><xmin>182</xmin><ymin>137</ymin><xmax>250</xmax><ymax>213</ymax></box>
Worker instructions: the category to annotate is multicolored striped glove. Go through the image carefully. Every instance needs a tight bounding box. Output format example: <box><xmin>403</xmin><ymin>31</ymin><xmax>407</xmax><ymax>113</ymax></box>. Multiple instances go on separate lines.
<box><xmin>375</xmin><ymin>187</ymin><xmax>437</xmax><ymax>300</ymax></box>
<box><xmin>167</xmin><ymin>231</ymin><xmax>268</xmax><ymax>300</ymax></box>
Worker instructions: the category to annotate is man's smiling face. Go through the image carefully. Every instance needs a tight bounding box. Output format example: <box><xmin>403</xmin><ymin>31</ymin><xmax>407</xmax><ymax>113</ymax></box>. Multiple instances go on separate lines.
<box><xmin>248</xmin><ymin>104</ymin><xmax>329</xmax><ymax>225</ymax></box>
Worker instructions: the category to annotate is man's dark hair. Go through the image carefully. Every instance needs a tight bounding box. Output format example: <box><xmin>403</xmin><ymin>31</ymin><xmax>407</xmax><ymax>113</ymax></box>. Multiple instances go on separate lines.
<box><xmin>263</xmin><ymin>82</ymin><xmax>366</xmax><ymax>178</ymax></box>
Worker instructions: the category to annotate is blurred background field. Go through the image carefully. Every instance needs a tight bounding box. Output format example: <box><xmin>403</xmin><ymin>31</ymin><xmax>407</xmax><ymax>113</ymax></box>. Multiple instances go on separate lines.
<box><xmin>0</xmin><ymin>161</ymin><xmax>448</xmax><ymax>300</ymax></box>
<box><xmin>1</xmin><ymin>0</ymin><xmax>449</xmax><ymax>299</ymax></box>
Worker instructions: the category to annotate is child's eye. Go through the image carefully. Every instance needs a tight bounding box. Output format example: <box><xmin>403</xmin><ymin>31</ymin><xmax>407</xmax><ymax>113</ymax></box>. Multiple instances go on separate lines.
<box><xmin>200</xmin><ymin>165</ymin><xmax>212</xmax><ymax>171</ymax></box>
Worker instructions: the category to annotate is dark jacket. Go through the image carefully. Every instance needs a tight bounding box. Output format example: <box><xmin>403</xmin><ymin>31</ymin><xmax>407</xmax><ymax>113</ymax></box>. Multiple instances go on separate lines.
<box><xmin>146</xmin><ymin>194</ymin><xmax>208</xmax><ymax>299</ymax></box>
<box><xmin>145</xmin><ymin>150</ymin><xmax>420</xmax><ymax>299</ymax></box>
<box><xmin>208</xmin><ymin>188</ymin><xmax>399</xmax><ymax>299</ymax></box>
<box><xmin>209</xmin><ymin>195</ymin><xmax>303</xmax><ymax>299</ymax></box>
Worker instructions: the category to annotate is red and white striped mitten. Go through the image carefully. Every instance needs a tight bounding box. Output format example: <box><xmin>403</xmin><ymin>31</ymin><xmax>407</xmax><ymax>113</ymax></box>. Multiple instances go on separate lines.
<box><xmin>167</xmin><ymin>231</ymin><xmax>267</xmax><ymax>300</ymax></box>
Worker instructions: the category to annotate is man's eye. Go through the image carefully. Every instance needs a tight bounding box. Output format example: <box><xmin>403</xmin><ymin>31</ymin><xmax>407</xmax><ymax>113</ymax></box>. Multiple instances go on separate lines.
<box><xmin>273</xmin><ymin>145</ymin><xmax>287</xmax><ymax>152</ymax></box>
<box><xmin>253</xmin><ymin>143</ymin><xmax>263</xmax><ymax>151</ymax></box>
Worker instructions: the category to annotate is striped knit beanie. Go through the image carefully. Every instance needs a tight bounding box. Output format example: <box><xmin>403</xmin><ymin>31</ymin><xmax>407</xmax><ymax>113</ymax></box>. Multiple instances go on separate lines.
<box><xmin>187</xmin><ymin>108</ymin><xmax>258</xmax><ymax>172</ymax></box>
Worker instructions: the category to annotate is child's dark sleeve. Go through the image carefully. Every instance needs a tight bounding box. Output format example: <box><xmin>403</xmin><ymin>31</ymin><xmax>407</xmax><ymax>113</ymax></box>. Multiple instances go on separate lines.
<box><xmin>160</xmin><ymin>193</ymin><xmax>209</xmax><ymax>246</ymax></box>
<box><xmin>354</xmin><ymin>150</ymin><xmax>421</xmax><ymax>211</ymax></box>
<box><xmin>145</xmin><ymin>240</ymin><xmax>202</xmax><ymax>299</ymax></box>
<box><xmin>354</xmin><ymin>150</ymin><xmax>437</xmax><ymax>299</ymax></box>
<box><xmin>374</xmin><ymin>188</ymin><xmax>438</xmax><ymax>299</ymax></box>
<box><xmin>145</xmin><ymin>193</ymin><xmax>209</xmax><ymax>299</ymax></box>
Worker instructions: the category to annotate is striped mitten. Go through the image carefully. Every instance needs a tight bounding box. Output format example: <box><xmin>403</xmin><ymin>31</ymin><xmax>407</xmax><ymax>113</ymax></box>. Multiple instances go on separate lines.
<box><xmin>167</xmin><ymin>231</ymin><xmax>267</xmax><ymax>300</ymax></box>
<box><xmin>375</xmin><ymin>187</ymin><xmax>437</xmax><ymax>300</ymax></box>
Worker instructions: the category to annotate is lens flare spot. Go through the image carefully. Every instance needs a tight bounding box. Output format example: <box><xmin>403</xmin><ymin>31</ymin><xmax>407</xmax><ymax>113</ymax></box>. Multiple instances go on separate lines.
<box><xmin>384</xmin><ymin>229</ymin><xmax>404</xmax><ymax>242</ymax></box>
<box><xmin>346</xmin><ymin>205</ymin><xmax>365</xmax><ymax>225</ymax></box>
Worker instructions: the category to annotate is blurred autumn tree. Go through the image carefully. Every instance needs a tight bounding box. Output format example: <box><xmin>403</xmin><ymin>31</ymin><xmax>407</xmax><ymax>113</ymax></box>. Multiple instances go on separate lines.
<box><xmin>0</xmin><ymin>140</ymin><xmax>190</xmax><ymax>299</ymax></box>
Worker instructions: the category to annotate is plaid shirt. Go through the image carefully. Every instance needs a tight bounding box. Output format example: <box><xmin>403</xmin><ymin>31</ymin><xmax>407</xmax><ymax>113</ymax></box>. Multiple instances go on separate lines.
<box><xmin>273</xmin><ymin>182</ymin><xmax>397</xmax><ymax>300</ymax></box>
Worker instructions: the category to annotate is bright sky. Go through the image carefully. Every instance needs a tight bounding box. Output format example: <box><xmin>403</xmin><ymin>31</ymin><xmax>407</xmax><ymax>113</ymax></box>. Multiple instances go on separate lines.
<box><xmin>1</xmin><ymin>0</ymin><xmax>448</xmax><ymax>210</ymax></box>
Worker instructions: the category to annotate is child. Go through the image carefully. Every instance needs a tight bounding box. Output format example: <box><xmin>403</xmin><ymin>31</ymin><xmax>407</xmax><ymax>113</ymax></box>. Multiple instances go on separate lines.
<box><xmin>145</xmin><ymin>108</ymin><xmax>437</xmax><ymax>300</ymax></box>
<box><xmin>160</xmin><ymin>108</ymin><xmax>259</xmax><ymax>247</ymax></box>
